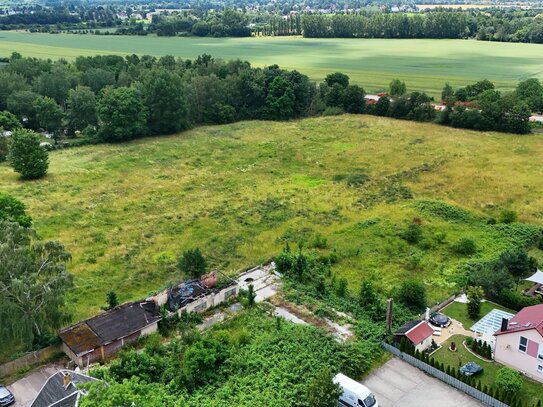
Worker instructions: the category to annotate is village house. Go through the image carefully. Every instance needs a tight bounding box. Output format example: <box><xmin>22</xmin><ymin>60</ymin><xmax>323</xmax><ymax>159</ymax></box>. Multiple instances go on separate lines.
<box><xmin>394</xmin><ymin>319</ymin><xmax>434</xmax><ymax>352</ymax></box>
<box><xmin>59</xmin><ymin>300</ymin><xmax>161</xmax><ymax>367</ymax></box>
<box><xmin>494</xmin><ymin>304</ymin><xmax>543</xmax><ymax>383</ymax></box>
<box><xmin>31</xmin><ymin>370</ymin><xmax>98</xmax><ymax>407</ymax></box>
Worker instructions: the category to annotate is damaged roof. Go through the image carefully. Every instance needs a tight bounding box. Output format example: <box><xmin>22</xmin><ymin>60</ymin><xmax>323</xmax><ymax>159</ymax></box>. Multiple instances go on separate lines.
<box><xmin>59</xmin><ymin>300</ymin><xmax>161</xmax><ymax>356</ymax></box>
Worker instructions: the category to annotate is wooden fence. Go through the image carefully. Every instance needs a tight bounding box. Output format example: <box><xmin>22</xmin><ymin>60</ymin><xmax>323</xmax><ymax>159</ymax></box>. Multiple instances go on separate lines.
<box><xmin>382</xmin><ymin>342</ymin><xmax>509</xmax><ymax>407</ymax></box>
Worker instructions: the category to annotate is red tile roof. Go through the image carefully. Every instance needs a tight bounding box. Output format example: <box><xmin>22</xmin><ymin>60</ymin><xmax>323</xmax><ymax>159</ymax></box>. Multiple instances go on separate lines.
<box><xmin>405</xmin><ymin>321</ymin><xmax>434</xmax><ymax>344</ymax></box>
<box><xmin>495</xmin><ymin>304</ymin><xmax>543</xmax><ymax>338</ymax></box>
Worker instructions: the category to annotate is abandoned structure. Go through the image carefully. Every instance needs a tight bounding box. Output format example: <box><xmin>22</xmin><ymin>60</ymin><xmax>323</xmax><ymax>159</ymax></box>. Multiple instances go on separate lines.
<box><xmin>59</xmin><ymin>300</ymin><xmax>161</xmax><ymax>367</ymax></box>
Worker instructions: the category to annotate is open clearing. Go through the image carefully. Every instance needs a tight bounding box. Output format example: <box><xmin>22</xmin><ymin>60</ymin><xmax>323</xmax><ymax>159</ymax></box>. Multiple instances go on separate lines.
<box><xmin>1</xmin><ymin>32</ymin><xmax>543</xmax><ymax>95</ymax></box>
<box><xmin>1</xmin><ymin>115</ymin><xmax>542</xmax><ymax>320</ymax></box>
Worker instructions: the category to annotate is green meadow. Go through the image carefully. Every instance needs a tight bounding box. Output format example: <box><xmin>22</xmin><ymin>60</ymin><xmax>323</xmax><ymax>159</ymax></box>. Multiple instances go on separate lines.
<box><xmin>1</xmin><ymin>115</ymin><xmax>542</xmax><ymax>321</ymax></box>
<box><xmin>1</xmin><ymin>31</ymin><xmax>543</xmax><ymax>95</ymax></box>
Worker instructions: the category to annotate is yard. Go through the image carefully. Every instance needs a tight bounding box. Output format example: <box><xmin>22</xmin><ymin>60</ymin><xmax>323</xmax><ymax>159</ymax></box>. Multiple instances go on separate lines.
<box><xmin>432</xmin><ymin>335</ymin><xmax>543</xmax><ymax>406</ymax></box>
<box><xmin>441</xmin><ymin>301</ymin><xmax>515</xmax><ymax>330</ymax></box>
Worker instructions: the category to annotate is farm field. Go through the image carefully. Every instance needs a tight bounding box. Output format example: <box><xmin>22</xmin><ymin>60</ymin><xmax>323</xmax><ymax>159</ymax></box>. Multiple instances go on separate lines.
<box><xmin>1</xmin><ymin>115</ymin><xmax>543</xmax><ymax>321</ymax></box>
<box><xmin>1</xmin><ymin>31</ymin><xmax>543</xmax><ymax>96</ymax></box>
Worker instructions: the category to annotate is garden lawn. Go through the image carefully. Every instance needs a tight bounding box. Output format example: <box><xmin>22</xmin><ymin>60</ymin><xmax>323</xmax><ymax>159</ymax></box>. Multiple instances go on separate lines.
<box><xmin>1</xmin><ymin>115</ymin><xmax>542</xmax><ymax>322</ymax></box>
<box><xmin>432</xmin><ymin>335</ymin><xmax>543</xmax><ymax>406</ymax></box>
<box><xmin>0</xmin><ymin>32</ymin><xmax>543</xmax><ymax>96</ymax></box>
<box><xmin>441</xmin><ymin>301</ymin><xmax>515</xmax><ymax>329</ymax></box>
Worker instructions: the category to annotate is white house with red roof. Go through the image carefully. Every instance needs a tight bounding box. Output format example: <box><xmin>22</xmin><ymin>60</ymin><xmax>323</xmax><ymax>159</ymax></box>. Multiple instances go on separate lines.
<box><xmin>394</xmin><ymin>320</ymin><xmax>434</xmax><ymax>352</ymax></box>
<box><xmin>494</xmin><ymin>304</ymin><xmax>543</xmax><ymax>383</ymax></box>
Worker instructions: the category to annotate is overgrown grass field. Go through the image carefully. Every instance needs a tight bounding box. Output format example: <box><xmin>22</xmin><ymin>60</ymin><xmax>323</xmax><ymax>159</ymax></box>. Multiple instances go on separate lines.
<box><xmin>1</xmin><ymin>115</ymin><xmax>542</xmax><ymax>320</ymax></box>
<box><xmin>1</xmin><ymin>32</ymin><xmax>543</xmax><ymax>95</ymax></box>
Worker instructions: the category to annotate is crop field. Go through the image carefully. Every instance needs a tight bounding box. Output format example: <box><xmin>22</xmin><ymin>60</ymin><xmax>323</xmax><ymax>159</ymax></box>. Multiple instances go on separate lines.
<box><xmin>1</xmin><ymin>115</ymin><xmax>542</xmax><ymax>321</ymax></box>
<box><xmin>1</xmin><ymin>31</ymin><xmax>543</xmax><ymax>95</ymax></box>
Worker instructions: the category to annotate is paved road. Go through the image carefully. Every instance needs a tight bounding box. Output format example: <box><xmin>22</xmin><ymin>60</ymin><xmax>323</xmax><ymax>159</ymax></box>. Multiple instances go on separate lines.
<box><xmin>7</xmin><ymin>364</ymin><xmax>61</xmax><ymax>407</ymax></box>
<box><xmin>362</xmin><ymin>358</ymin><xmax>484</xmax><ymax>407</ymax></box>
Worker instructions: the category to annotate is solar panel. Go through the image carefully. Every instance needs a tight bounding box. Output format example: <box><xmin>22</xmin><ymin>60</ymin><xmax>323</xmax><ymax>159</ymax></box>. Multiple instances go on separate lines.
<box><xmin>470</xmin><ymin>308</ymin><xmax>515</xmax><ymax>335</ymax></box>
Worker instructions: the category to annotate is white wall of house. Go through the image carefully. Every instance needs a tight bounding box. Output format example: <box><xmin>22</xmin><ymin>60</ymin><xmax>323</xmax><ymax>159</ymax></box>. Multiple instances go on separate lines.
<box><xmin>414</xmin><ymin>336</ymin><xmax>433</xmax><ymax>353</ymax></box>
<box><xmin>140</xmin><ymin>322</ymin><xmax>159</xmax><ymax>336</ymax></box>
<box><xmin>495</xmin><ymin>329</ymin><xmax>543</xmax><ymax>383</ymax></box>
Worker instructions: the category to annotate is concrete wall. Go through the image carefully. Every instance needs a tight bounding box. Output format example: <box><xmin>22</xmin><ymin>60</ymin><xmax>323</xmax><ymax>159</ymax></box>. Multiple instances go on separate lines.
<box><xmin>0</xmin><ymin>345</ymin><xmax>61</xmax><ymax>378</ymax></box>
<box><xmin>495</xmin><ymin>329</ymin><xmax>543</xmax><ymax>383</ymax></box>
<box><xmin>147</xmin><ymin>289</ymin><xmax>169</xmax><ymax>307</ymax></box>
<box><xmin>177</xmin><ymin>283</ymin><xmax>239</xmax><ymax>316</ymax></box>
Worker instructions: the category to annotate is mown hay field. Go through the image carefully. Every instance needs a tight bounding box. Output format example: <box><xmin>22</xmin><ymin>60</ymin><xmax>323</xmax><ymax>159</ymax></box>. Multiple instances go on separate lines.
<box><xmin>1</xmin><ymin>115</ymin><xmax>542</xmax><ymax>320</ymax></box>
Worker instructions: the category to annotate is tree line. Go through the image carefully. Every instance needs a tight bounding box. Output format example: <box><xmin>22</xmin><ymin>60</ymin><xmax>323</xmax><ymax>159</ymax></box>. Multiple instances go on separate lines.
<box><xmin>299</xmin><ymin>10</ymin><xmax>543</xmax><ymax>43</ymax></box>
<box><xmin>0</xmin><ymin>52</ymin><xmax>541</xmax><ymax>180</ymax></box>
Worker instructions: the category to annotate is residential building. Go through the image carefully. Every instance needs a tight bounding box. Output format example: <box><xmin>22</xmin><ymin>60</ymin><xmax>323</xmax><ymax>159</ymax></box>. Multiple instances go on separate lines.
<box><xmin>31</xmin><ymin>370</ymin><xmax>98</xmax><ymax>407</ymax></box>
<box><xmin>59</xmin><ymin>300</ymin><xmax>161</xmax><ymax>367</ymax></box>
<box><xmin>394</xmin><ymin>320</ymin><xmax>434</xmax><ymax>352</ymax></box>
<box><xmin>494</xmin><ymin>304</ymin><xmax>543</xmax><ymax>383</ymax></box>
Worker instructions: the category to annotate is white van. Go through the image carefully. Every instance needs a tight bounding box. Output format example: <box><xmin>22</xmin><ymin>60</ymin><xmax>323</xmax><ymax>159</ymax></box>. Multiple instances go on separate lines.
<box><xmin>334</xmin><ymin>373</ymin><xmax>378</xmax><ymax>407</ymax></box>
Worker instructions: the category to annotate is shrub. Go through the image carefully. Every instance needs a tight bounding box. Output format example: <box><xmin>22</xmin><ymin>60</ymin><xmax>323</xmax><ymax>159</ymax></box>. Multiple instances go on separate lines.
<box><xmin>452</xmin><ymin>238</ymin><xmax>477</xmax><ymax>256</ymax></box>
<box><xmin>0</xmin><ymin>192</ymin><xmax>32</xmax><ymax>227</ymax></box>
<box><xmin>495</xmin><ymin>288</ymin><xmax>541</xmax><ymax>311</ymax></box>
<box><xmin>495</xmin><ymin>367</ymin><xmax>523</xmax><ymax>396</ymax></box>
<box><xmin>499</xmin><ymin>209</ymin><xmax>518</xmax><ymax>224</ymax></box>
<box><xmin>8</xmin><ymin>128</ymin><xmax>49</xmax><ymax>180</ymax></box>
<box><xmin>177</xmin><ymin>248</ymin><xmax>207</xmax><ymax>278</ymax></box>
<box><xmin>336</xmin><ymin>277</ymin><xmax>348</xmax><ymax>297</ymax></box>
<box><xmin>322</xmin><ymin>106</ymin><xmax>344</xmax><ymax>116</ymax></box>
<box><xmin>467</xmin><ymin>286</ymin><xmax>484</xmax><ymax>319</ymax></box>
<box><xmin>397</xmin><ymin>281</ymin><xmax>427</xmax><ymax>311</ymax></box>
<box><xmin>401</xmin><ymin>223</ymin><xmax>423</xmax><ymax>244</ymax></box>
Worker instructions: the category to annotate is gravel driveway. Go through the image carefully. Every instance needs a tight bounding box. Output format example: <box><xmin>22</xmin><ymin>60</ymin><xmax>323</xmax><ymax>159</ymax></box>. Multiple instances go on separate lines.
<box><xmin>362</xmin><ymin>357</ymin><xmax>484</xmax><ymax>407</ymax></box>
<box><xmin>6</xmin><ymin>364</ymin><xmax>62</xmax><ymax>407</ymax></box>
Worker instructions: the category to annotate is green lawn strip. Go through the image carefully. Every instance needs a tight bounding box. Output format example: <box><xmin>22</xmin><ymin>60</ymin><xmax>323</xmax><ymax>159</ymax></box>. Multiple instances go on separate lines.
<box><xmin>441</xmin><ymin>301</ymin><xmax>515</xmax><ymax>329</ymax></box>
<box><xmin>432</xmin><ymin>334</ymin><xmax>542</xmax><ymax>406</ymax></box>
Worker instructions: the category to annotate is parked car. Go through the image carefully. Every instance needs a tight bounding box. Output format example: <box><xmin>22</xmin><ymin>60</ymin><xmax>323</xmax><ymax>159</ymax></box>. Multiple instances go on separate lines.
<box><xmin>334</xmin><ymin>373</ymin><xmax>378</xmax><ymax>407</ymax></box>
<box><xmin>429</xmin><ymin>312</ymin><xmax>451</xmax><ymax>328</ymax></box>
<box><xmin>460</xmin><ymin>362</ymin><xmax>484</xmax><ymax>377</ymax></box>
<box><xmin>0</xmin><ymin>385</ymin><xmax>14</xmax><ymax>406</ymax></box>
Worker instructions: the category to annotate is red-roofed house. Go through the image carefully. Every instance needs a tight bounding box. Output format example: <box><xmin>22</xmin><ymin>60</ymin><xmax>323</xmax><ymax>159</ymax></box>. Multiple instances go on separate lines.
<box><xmin>394</xmin><ymin>320</ymin><xmax>434</xmax><ymax>352</ymax></box>
<box><xmin>494</xmin><ymin>304</ymin><xmax>543</xmax><ymax>383</ymax></box>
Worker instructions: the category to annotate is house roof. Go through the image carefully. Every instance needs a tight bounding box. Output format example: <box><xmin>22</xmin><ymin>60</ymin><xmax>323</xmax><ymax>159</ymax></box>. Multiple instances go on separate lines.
<box><xmin>395</xmin><ymin>320</ymin><xmax>420</xmax><ymax>335</ymax></box>
<box><xmin>30</xmin><ymin>370</ymin><xmax>97</xmax><ymax>407</ymax></box>
<box><xmin>59</xmin><ymin>300</ymin><xmax>161</xmax><ymax>356</ymax></box>
<box><xmin>495</xmin><ymin>304</ymin><xmax>543</xmax><ymax>338</ymax></box>
<box><xmin>396</xmin><ymin>320</ymin><xmax>434</xmax><ymax>344</ymax></box>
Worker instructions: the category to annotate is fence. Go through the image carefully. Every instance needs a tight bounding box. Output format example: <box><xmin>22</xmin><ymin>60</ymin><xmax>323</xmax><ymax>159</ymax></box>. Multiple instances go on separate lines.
<box><xmin>0</xmin><ymin>344</ymin><xmax>61</xmax><ymax>378</ymax></box>
<box><xmin>381</xmin><ymin>342</ymin><xmax>508</xmax><ymax>407</ymax></box>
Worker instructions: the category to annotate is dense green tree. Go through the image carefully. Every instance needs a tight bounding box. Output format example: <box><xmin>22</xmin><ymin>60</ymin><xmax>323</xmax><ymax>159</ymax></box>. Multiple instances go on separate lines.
<box><xmin>265</xmin><ymin>76</ymin><xmax>296</xmax><ymax>120</ymax></box>
<box><xmin>397</xmin><ymin>281</ymin><xmax>427</xmax><ymax>311</ymax></box>
<box><xmin>0</xmin><ymin>193</ymin><xmax>32</xmax><ymax>227</ymax></box>
<box><xmin>0</xmin><ymin>137</ymin><xmax>7</xmax><ymax>163</ymax></box>
<box><xmin>342</xmin><ymin>85</ymin><xmax>365</xmax><ymax>113</ymax></box>
<box><xmin>96</xmin><ymin>86</ymin><xmax>148</xmax><ymax>142</ymax></box>
<box><xmin>0</xmin><ymin>71</ymin><xmax>30</xmax><ymax>111</ymax></box>
<box><xmin>467</xmin><ymin>286</ymin><xmax>484</xmax><ymax>319</ymax></box>
<box><xmin>0</xmin><ymin>111</ymin><xmax>22</xmax><ymax>131</ymax></box>
<box><xmin>178</xmin><ymin>248</ymin><xmax>207</xmax><ymax>278</ymax></box>
<box><xmin>140</xmin><ymin>68</ymin><xmax>188</xmax><ymax>134</ymax></box>
<box><xmin>325</xmin><ymin>72</ymin><xmax>349</xmax><ymax>88</ymax></box>
<box><xmin>0</xmin><ymin>221</ymin><xmax>73</xmax><ymax>347</ymax></box>
<box><xmin>8</xmin><ymin>128</ymin><xmax>49</xmax><ymax>179</ymax></box>
<box><xmin>34</xmin><ymin>96</ymin><xmax>64</xmax><ymax>135</ymax></box>
<box><xmin>499</xmin><ymin>249</ymin><xmax>538</xmax><ymax>280</ymax></box>
<box><xmin>66</xmin><ymin>86</ymin><xmax>97</xmax><ymax>134</ymax></box>
<box><xmin>7</xmin><ymin>90</ymin><xmax>41</xmax><ymax>127</ymax></box>
<box><xmin>307</xmin><ymin>368</ymin><xmax>341</xmax><ymax>407</ymax></box>
<box><xmin>515</xmin><ymin>78</ymin><xmax>543</xmax><ymax>112</ymax></box>
<box><xmin>326</xmin><ymin>83</ymin><xmax>345</xmax><ymax>108</ymax></box>
<box><xmin>389</xmin><ymin>79</ymin><xmax>406</xmax><ymax>97</ymax></box>
<box><xmin>81</xmin><ymin>67</ymin><xmax>117</xmax><ymax>94</ymax></box>
<box><xmin>441</xmin><ymin>83</ymin><xmax>455</xmax><ymax>103</ymax></box>
<box><xmin>33</xmin><ymin>64</ymin><xmax>75</xmax><ymax>105</ymax></box>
